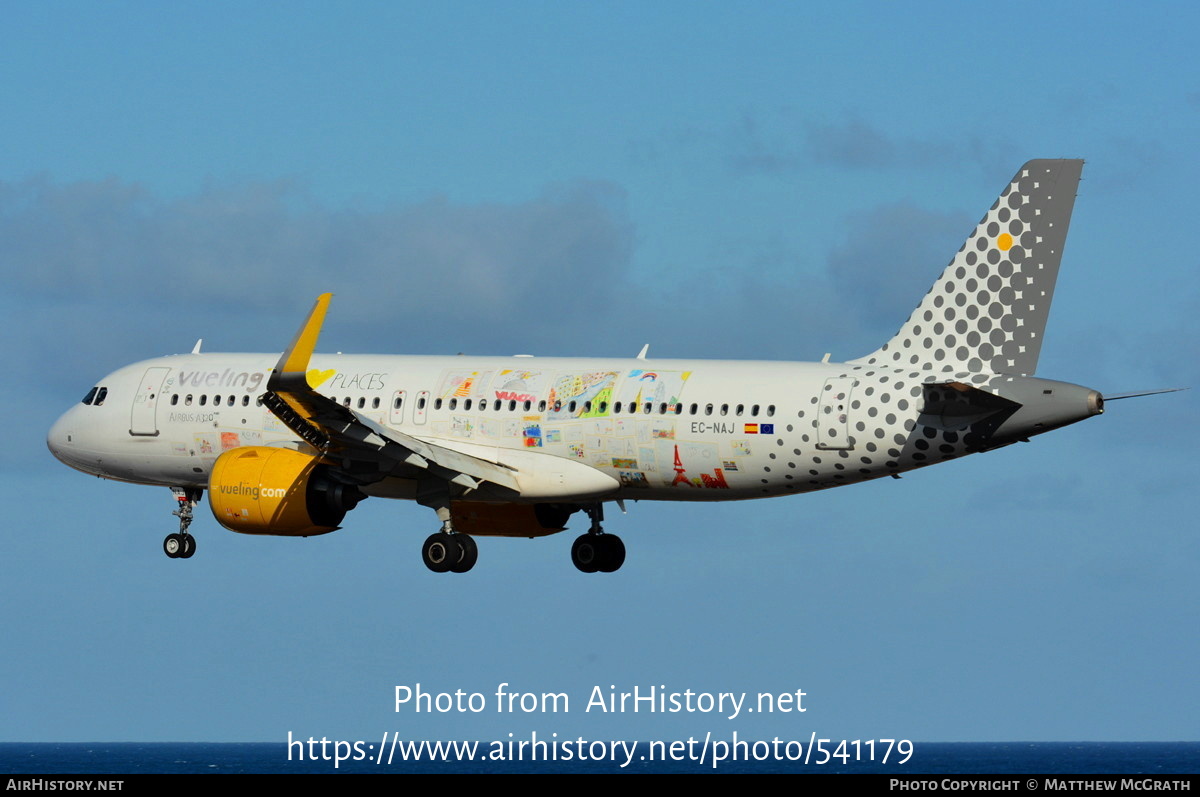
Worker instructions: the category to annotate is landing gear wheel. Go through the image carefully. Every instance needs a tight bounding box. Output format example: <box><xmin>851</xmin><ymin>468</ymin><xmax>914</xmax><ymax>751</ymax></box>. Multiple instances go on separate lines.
<box><xmin>179</xmin><ymin>535</ymin><xmax>196</xmax><ymax>559</ymax></box>
<box><xmin>422</xmin><ymin>532</ymin><xmax>460</xmax><ymax>573</ymax></box>
<box><xmin>163</xmin><ymin>533</ymin><xmax>184</xmax><ymax>559</ymax></box>
<box><xmin>449</xmin><ymin>534</ymin><xmax>478</xmax><ymax>573</ymax></box>
<box><xmin>571</xmin><ymin>534</ymin><xmax>600</xmax><ymax>573</ymax></box>
<box><xmin>597</xmin><ymin>534</ymin><xmax>625</xmax><ymax>573</ymax></box>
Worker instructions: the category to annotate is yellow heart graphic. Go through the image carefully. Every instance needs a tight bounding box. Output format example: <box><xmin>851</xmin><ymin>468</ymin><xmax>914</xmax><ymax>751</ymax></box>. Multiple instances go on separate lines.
<box><xmin>306</xmin><ymin>369</ymin><xmax>336</xmax><ymax>388</ymax></box>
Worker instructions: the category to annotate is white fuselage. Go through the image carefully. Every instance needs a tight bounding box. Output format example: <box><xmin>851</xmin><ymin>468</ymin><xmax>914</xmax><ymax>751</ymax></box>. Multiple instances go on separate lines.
<box><xmin>47</xmin><ymin>350</ymin><xmax>1096</xmax><ymax>505</ymax></box>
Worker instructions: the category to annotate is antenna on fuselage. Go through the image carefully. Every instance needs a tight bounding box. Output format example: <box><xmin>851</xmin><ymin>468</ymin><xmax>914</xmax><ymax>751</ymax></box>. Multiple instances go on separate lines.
<box><xmin>192</xmin><ymin>339</ymin><xmax>203</xmax><ymax>354</ymax></box>
<box><xmin>636</xmin><ymin>344</ymin><xmax>649</xmax><ymax>360</ymax></box>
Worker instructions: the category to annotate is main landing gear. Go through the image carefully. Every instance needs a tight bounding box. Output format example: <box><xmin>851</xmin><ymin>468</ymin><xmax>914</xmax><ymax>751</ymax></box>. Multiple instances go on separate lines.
<box><xmin>165</xmin><ymin>487</ymin><xmax>201</xmax><ymax>559</ymax></box>
<box><xmin>421</xmin><ymin>531</ymin><xmax>478</xmax><ymax>574</ymax></box>
<box><xmin>417</xmin><ymin>487</ymin><xmax>478</xmax><ymax>573</ymax></box>
<box><xmin>571</xmin><ymin>504</ymin><xmax>624</xmax><ymax>573</ymax></box>
<box><xmin>415</xmin><ymin>490</ymin><xmax>624</xmax><ymax>574</ymax></box>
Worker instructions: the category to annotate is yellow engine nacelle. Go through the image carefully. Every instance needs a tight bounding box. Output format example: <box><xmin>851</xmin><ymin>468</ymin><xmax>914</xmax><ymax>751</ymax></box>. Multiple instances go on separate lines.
<box><xmin>208</xmin><ymin>446</ymin><xmax>364</xmax><ymax>536</ymax></box>
<box><xmin>450</xmin><ymin>502</ymin><xmax>578</xmax><ymax>538</ymax></box>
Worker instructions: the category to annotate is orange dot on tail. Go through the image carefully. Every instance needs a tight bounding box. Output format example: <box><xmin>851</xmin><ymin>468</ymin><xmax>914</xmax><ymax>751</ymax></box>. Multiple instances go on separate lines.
<box><xmin>997</xmin><ymin>233</ymin><xmax>1013</xmax><ymax>251</ymax></box>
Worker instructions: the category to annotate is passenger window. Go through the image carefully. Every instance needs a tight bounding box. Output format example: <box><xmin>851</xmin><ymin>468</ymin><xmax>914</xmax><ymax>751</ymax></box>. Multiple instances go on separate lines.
<box><xmin>434</xmin><ymin>398</ymin><xmax>443</xmax><ymax>410</ymax></box>
<box><xmin>214</xmin><ymin>394</ymin><xmax>222</xmax><ymax>406</ymax></box>
<box><xmin>599</xmin><ymin>401</ymin><xmax>608</xmax><ymax>413</ymax></box>
<box><xmin>524</xmin><ymin>400</ymin><xmax>532</xmax><ymax>412</ymax></box>
<box><xmin>538</xmin><ymin>401</ymin><xmax>547</xmax><ymax>412</ymax></box>
<box><xmin>185</xmin><ymin>395</ymin><xmax>193</xmax><ymax>406</ymax></box>
<box><xmin>735</xmin><ymin>404</ymin><xmax>744</xmax><ymax>416</ymax></box>
<box><xmin>767</xmin><ymin>404</ymin><xmax>775</xmax><ymax>417</ymax></box>
<box><xmin>199</xmin><ymin>395</ymin><xmax>207</xmax><ymax>406</ymax></box>
<box><xmin>417</xmin><ymin>397</ymin><xmax>427</xmax><ymax>410</ymax></box>
<box><xmin>689</xmin><ymin>403</ymin><xmax>697</xmax><ymax>415</ymax></box>
<box><xmin>228</xmin><ymin>395</ymin><xmax>235</xmax><ymax>407</ymax></box>
<box><xmin>449</xmin><ymin>398</ymin><xmax>457</xmax><ymax>410</ymax></box>
<box><xmin>372</xmin><ymin>397</ymin><xmax>380</xmax><ymax>409</ymax></box>
<box><xmin>343</xmin><ymin>397</ymin><xmax>352</xmax><ymax>407</ymax></box>
<box><xmin>568</xmin><ymin>401</ymin><xmax>577</xmax><ymax>413</ymax></box>
<box><xmin>494</xmin><ymin>399</ymin><xmax>502</xmax><ymax>411</ymax></box>
<box><xmin>394</xmin><ymin>396</ymin><xmax>403</xmax><ymax>410</ymax></box>
<box><xmin>614</xmin><ymin>402</ymin><xmax>622</xmax><ymax>413</ymax></box>
<box><xmin>583</xmin><ymin>401</ymin><xmax>592</xmax><ymax>413</ymax></box>
<box><xmin>674</xmin><ymin>404</ymin><xmax>683</xmax><ymax>415</ymax></box>
<box><xmin>705</xmin><ymin>404</ymin><xmax>713</xmax><ymax>416</ymax></box>
<box><xmin>643</xmin><ymin>402</ymin><xmax>652</xmax><ymax>414</ymax></box>
<box><xmin>554</xmin><ymin>400</ymin><xmax>562</xmax><ymax>411</ymax></box>
<box><xmin>170</xmin><ymin>394</ymin><xmax>179</xmax><ymax>406</ymax></box>
<box><xmin>751</xmin><ymin>404</ymin><xmax>759</xmax><ymax>417</ymax></box>
<box><xmin>358</xmin><ymin>397</ymin><xmax>366</xmax><ymax>409</ymax></box>
<box><xmin>464</xmin><ymin>399</ymin><xmax>472</xmax><ymax>410</ymax></box>
<box><xmin>720</xmin><ymin>404</ymin><xmax>728</xmax><ymax>416</ymax></box>
<box><xmin>242</xmin><ymin>396</ymin><xmax>250</xmax><ymax>406</ymax></box>
<box><xmin>95</xmin><ymin>387</ymin><xmax>108</xmax><ymax>406</ymax></box>
<box><xmin>509</xmin><ymin>400</ymin><xmax>517</xmax><ymax>411</ymax></box>
<box><xmin>659</xmin><ymin>403</ymin><xmax>667</xmax><ymax>414</ymax></box>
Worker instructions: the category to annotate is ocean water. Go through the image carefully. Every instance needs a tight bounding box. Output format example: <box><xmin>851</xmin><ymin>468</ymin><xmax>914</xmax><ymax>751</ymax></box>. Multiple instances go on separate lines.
<box><xmin>2</xmin><ymin>742</ymin><xmax>1198</xmax><ymax>774</ymax></box>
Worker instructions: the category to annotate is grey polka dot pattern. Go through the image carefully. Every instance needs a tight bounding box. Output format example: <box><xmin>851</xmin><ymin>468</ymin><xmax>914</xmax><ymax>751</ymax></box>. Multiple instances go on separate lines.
<box><xmin>854</xmin><ymin>160</ymin><xmax>1083</xmax><ymax>377</ymax></box>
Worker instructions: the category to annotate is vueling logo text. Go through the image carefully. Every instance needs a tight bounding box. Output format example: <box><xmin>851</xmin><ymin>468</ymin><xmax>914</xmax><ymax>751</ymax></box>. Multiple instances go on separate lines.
<box><xmin>218</xmin><ymin>482</ymin><xmax>288</xmax><ymax>500</ymax></box>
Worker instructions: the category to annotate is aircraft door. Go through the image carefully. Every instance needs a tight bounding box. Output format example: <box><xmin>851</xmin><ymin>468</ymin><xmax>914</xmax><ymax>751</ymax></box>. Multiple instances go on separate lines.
<box><xmin>414</xmin><ymin>390</ymin><xmax>429</xmax><ymax>425</ymax></box>
<box><xmin>389</xmin><ymin>390</ymin><xmax>408</xmax><ymax>425</ymax></box>
<box><xmin>130</xmin><ymin>366</ymin><xmax>171</xmax><ymax>436</ymax></box>
<box><xmin>816</xmin><ymin>377</ymin><xmax>855</xmax><ymax>450</ymax></box>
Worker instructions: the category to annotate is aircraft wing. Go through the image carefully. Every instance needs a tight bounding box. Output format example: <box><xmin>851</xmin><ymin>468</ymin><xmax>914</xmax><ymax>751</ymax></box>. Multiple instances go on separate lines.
<box><xmin>262</xmin><ymin>294</ymin><xmax>519</xmax><ymax>493</ymax></box>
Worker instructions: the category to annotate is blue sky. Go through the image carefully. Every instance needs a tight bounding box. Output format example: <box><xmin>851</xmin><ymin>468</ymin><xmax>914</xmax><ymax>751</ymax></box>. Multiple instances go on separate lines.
<box><xmin>2</xmin><ymin>2</ymin><xmax>1197</xmax><ymax>755</ymax></box>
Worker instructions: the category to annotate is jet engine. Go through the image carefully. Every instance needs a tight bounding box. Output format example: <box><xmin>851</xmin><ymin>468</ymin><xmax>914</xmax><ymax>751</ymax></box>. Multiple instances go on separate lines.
<box><xmin>450</xmin><ymin>502</ymin><xmax>578</xmax><ymax>538</ymax></box>
<box><xmin>208</xmin><ymin>446</ymin><xmax>364</xmax><ymax>536</ymax></box>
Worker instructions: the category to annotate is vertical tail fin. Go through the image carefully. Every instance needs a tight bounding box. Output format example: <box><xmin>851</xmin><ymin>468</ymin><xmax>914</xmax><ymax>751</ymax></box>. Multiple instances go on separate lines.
<box><xmin>852</xmin><ymin>159</ymin><xmax>1083</xmax><ymax>376</ymax></box>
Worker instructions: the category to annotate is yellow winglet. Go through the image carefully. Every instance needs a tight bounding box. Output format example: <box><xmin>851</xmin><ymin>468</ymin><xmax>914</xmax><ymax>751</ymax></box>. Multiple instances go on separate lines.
<box><xmin>270</xmin><ymin>293</ymin><xmax>332</xmax><ymax>390</ymax></box>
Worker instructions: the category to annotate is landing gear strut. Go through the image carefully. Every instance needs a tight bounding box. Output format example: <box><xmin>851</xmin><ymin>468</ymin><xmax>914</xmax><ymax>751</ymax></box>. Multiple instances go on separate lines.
<box><xmin>165</xmin><ymin>487</ymin><xmax>201</xmax><ymax>559</ymax></box>
<box><xmin>571</xmin><ymin>503</ymin><xmax>624</xmax><ymax>573</ymax></box>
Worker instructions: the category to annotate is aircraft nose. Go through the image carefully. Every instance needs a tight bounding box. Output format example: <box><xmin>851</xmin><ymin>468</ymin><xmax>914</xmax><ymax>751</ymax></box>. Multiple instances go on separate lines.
<box><xmin>47</xmin><ymin>409</ymin><xmax>77</xmax><ymax>465</ymax></box>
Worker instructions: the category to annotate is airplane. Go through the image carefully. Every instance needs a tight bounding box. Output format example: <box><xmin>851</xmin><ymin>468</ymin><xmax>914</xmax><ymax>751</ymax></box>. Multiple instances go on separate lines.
<box><xmin>46</xmin><ymin>159</ymin><xmax>1175</xmax><ymax>574</ymax></box>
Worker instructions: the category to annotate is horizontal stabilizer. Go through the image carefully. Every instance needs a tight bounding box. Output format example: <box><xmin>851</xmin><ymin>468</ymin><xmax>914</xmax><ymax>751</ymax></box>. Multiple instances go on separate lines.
<box><xmin>918</xmin><ymin>381</ymin><xmax>1020</xmax><ymax>431</ymax></box>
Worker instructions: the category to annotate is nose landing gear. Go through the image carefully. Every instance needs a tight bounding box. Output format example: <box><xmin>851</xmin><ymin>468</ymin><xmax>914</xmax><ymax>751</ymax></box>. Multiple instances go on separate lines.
<box><xmin>165</xmin><ymin>487</ymin><xmax>201</xmax><ymax>559</ymax></box>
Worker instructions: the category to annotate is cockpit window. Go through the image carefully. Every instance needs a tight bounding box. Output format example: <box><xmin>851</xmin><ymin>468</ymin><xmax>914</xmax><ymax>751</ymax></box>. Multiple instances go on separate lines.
<box><xmin>94</xmin><ymin>387</ymin><xmax>108</xmax><ymax>406</ymax></box>
<box><xmin>82</xmin><ymin>387</ymin><xmax>98</xmax><ymax>405</ymax></box>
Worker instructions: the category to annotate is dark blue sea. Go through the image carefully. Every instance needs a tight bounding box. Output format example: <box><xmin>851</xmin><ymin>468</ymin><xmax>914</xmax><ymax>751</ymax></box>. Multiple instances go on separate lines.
<box><xmin>1</xmin><ymin>742</ymin><xmax>1197</xmax><ymax>774</ymax></box>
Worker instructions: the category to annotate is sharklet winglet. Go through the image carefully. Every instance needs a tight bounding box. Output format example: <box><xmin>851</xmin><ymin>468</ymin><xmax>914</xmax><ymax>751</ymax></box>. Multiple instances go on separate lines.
<box><xmin>269</xmin><ymin>293</ymin><xmax>332</xmax><ymax>392</ymax></box>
